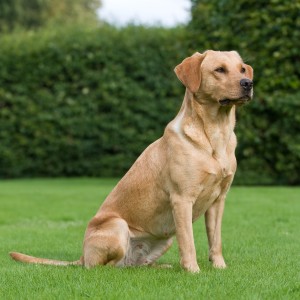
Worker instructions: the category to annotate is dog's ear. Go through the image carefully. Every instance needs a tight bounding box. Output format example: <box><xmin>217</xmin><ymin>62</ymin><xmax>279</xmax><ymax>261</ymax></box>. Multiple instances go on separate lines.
<box><xmin>245</xmin><ymin>64</ymin><xmax>254</xmax><ymax>80</ymax></box>
<box><xmin>174</xmin><ymin>52</ymin><xmax>205</xmax><ymax>93</ymax></box>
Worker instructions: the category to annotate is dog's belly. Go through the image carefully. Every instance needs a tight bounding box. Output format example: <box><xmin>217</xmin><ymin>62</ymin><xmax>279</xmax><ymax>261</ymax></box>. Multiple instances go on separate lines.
<box><xmin>150</xmin><ymin>208</ymin><xmax>176</xmax><ymax>238</ymax></box>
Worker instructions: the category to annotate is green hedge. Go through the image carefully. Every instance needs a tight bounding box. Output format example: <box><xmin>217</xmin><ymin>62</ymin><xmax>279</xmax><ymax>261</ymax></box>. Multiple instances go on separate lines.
<box><xmin>234</xmin><ymin>93</ymin><xmax>300</xmax><ymax>185</ymax></box>
<box><xmin>0</xmin><ymin>25</ymin><xmax>187</xmax><ymax>177</ymax></box>
<box><xmin>0</xmin><ymin>23</ymin><xmax>299</xmax><ymax>184</ymax></box>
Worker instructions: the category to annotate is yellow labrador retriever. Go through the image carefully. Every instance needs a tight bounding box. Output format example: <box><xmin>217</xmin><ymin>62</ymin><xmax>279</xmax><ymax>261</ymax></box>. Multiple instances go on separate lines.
<box><xmin>10</xmin><ymin>50</ymin><xmax>253</xmax><ymax>273</ymax></box>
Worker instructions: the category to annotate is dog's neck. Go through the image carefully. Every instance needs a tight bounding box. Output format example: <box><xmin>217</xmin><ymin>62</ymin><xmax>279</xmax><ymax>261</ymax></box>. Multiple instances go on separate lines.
<box><xmin>176</xmin><ymin>90</ymin><xmax>236</xmax><ymax>157</ymax></box>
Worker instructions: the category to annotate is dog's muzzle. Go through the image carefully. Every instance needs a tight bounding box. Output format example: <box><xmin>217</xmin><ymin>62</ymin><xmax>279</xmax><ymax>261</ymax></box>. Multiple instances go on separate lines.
<box><xmin>219</xmin><ymin>79</ymin><xmax>253</xmax><ymax>106</ymax></box>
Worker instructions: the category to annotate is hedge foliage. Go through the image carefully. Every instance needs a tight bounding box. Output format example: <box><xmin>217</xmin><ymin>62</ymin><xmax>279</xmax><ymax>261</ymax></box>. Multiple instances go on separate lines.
<box><xmin>0</xmin><ymin>25</ymin><xmax>187</xmax><ymax>177</ymax></box>
<box><xmin>0</xmin><ymin>0</ymin><xmax>101</xmax><ymax>32</ymax></box>
<box><xmin>0</xmin><ymin>18</ymin><xmax>299</xmax><ymax>184</ymax></box>
<box><xmin>234</xmin><ymin>93</ymin><xmax>300</xmax><ymax>185</ymax></box>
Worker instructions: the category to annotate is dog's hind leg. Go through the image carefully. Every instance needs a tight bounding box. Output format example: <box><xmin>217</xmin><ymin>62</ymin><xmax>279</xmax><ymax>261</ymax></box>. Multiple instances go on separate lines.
<box><xmin>119</xmin><ymin>237</ymin><xmax>173</xmax><ymax>267</ymax></box>
<box><xmin>145</xmin><ymin>238</ymin><xmax>173</xmax><ymax>266</ymax></box>
<box><xmin>83</xmin><ymin>217</ymin><xmax>130</xmax><ymax>268</ymax></box>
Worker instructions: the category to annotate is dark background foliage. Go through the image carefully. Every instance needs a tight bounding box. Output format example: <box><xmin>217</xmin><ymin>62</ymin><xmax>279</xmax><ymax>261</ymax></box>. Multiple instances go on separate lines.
<box><xmin>0</xmin><ymin>25</ymin><xmax>187</xmax><ymax>177</ymax></box>
<box><xmin>0</xmin><ymin>0</ymin><xmax>299</xmax><ymax>184</ymax></box>
<box><xmin>0</xmin><ymin>0</ymin><xmax>101</xmax><ymax>32</ymax></box>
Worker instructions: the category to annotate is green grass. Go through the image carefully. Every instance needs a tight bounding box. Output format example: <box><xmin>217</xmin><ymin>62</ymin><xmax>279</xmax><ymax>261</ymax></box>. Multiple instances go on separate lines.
<box><xmin>0</xmin><ymin>178</ymin><xmax>299</xmax><ymax>299</ymax></box>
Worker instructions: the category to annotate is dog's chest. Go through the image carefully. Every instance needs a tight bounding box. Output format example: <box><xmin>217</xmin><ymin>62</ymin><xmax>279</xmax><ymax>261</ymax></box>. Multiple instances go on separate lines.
<box><xmin>191</xmin><ymin>157</ymin><xmax>234</xmax><ymax>221</ymax></box>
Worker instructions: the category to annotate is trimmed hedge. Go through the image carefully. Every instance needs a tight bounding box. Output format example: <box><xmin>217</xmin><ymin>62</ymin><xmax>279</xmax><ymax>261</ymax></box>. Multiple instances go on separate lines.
<box><xmin>0</xmin><ymin>23</ymin><xmax>299</xmax><ymax>184</ymax></box>
<box><xmin>0</xmin><ymin>25</ymin><xmax>187</xmax><ymax>177</ymax></box>
<box><xmin>235</xmin><ymin>93</ymin><xmax>300</xmax><ymax>185</ymax></box>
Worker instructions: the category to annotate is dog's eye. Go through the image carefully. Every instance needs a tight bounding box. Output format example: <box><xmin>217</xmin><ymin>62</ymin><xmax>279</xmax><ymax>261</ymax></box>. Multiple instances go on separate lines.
<box><xmin>215</xmin><ymin>67</ymin><xmax>226</xmax><ymax>73</ymax></box>
<box><xmin>241</xmin><ymin>67</ymin><xmax>246</xmax><ymax>73</ymax></box>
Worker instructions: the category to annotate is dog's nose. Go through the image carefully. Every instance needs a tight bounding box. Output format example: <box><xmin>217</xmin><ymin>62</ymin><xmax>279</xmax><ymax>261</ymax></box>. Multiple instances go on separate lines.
<box><xmin>240</xmin><ymin>79</ymin><xmax>253</xmax><ymax>91</ymax></box>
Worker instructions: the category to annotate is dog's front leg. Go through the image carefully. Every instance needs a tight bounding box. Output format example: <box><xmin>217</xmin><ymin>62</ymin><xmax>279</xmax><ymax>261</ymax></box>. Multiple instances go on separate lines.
<box><xmin>205</xmin><ymin>196</ymin><xmax>226</xmax><ymax>268</ymax></box>
<box><xmin>171</xmin><ymin>197</ymin><xmax>200</xmax><ymax>273</ymax></box>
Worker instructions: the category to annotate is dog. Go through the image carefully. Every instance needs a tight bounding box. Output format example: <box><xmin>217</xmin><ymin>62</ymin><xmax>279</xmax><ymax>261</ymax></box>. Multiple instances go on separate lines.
<box><xmin>10</xmin><ymin>50</ymin><xmax>253</xmax><ymax>273</ymax></box>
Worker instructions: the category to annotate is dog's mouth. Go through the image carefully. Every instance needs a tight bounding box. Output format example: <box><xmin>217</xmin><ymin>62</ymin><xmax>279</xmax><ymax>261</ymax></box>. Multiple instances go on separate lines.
<box><xmin>219</xmin><ymin>95</ymin><xmax>252</xmax><ymax>106</ymax></box>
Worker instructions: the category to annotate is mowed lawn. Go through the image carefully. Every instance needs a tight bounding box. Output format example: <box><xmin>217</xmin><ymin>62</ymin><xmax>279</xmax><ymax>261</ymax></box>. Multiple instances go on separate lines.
<box><xmin>0</xmin><ymin>179</ymin><xmax>299</xmax><ymax>300</ymax></box>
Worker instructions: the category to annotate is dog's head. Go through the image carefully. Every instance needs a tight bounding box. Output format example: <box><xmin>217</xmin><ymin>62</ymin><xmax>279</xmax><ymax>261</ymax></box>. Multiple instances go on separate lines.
<box><xmin>174</xmin><ymin>50</ymin><xmax>253</xmax><ymax>106</ymax></box>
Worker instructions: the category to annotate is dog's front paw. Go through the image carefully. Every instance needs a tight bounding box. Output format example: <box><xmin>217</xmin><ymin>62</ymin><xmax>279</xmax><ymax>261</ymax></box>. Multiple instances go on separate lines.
<box><xmin>210</xmin><ymin>255</ymin><xmax>226</xmax><ymax>269</ymax></box>
<box><xmin>181</xmin><ymin>261</ymin><xmax>200</xmax><ymax>273</ymax></box>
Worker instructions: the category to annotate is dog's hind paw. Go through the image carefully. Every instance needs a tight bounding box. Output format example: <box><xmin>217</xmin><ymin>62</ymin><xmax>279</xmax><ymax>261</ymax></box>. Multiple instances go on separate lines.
<box><xmin>149</xmin><ymin>263</ymin><xmax>173</xmax><ymax>269</ymax></box>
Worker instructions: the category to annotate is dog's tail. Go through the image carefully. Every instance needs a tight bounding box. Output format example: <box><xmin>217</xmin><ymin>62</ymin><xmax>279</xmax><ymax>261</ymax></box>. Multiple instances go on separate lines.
<box><xmin>9</xmin><ymin>252</ymin><xmax>83</xmax><ymax>266</ymax></box>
